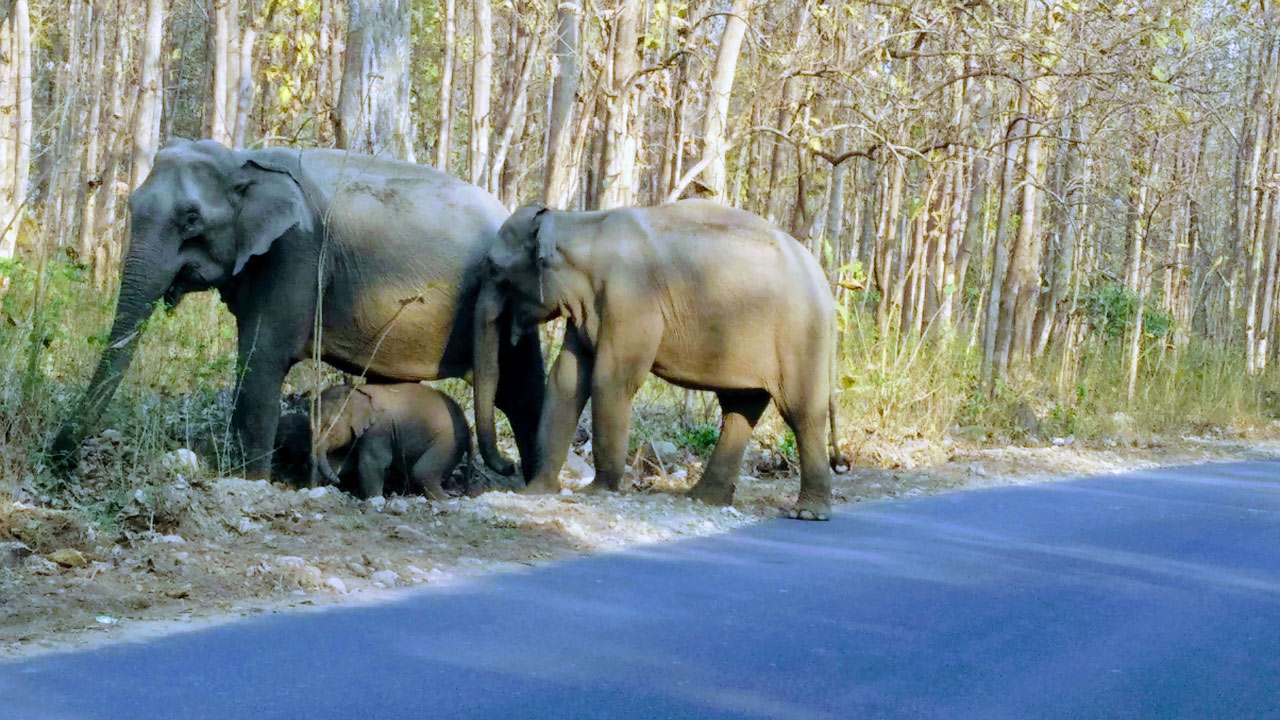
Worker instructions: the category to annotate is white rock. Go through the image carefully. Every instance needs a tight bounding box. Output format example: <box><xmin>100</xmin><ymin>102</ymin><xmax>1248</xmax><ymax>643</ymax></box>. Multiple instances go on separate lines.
<box><xmin>152</xmin><ymin>534</ymin><xmax>186</xmax><ymax>544</ymax></box>
<box><xmin>367</xmin><ymin>496</ymin><xmax>386</xmax><ymax>511</ymax></box>
<box><xmin>1</xmin><ymin>541</ymin><xmax>32</xmax><ymax>569</ymax></box>
<box><xmin>276</xmin><ymin>555</ymin><xmax>306</xmax><ymax>568</ymax></box>
<box><xmin>324</xmin><ymin>577</ymin><xmax>348</xmax><ymax>594</ymax></box>
<box><xmin>564</xmin><ymin>451</ymin><xmax>594</xmax><ymax>481</ymax></box>
<box><xmin>371</xmin><ymin>570</ymin><xmax>399</xmax><ymax>587</ymax></box>
<box><xmin>99</xmin><ymin>429</ymin><xmax>124</xmax><ymax>443</ymax></box>
<box><xmin>386</xmin><ymin>498</ymin><xmax>410</xmax><ymax>515</ymax></box>
<box><xmin>95</xmin><ymin>615</ymin><xmax>119</xmax><ymax>625</ymax></box>
<box><xmin>307</xmin><ymin>486</ymin><xmax>331</xmax><ymax>499</ymax></box>
<box><xmin>650</xmin><ymin>440</ymin><xmax>679</xmax><ymax>463</ymax></box>
<box><xmin>162</xmin><ymin>448</ymin><xmax>200</xmax><ymax>475</ymax></box>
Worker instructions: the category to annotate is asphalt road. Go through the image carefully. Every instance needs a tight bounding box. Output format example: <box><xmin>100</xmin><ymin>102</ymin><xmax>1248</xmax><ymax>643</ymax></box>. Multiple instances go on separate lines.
<box><xmin>3</xmin><ymin>461</ymin><xmax>1279</xmax><ymax>719</ymax></box>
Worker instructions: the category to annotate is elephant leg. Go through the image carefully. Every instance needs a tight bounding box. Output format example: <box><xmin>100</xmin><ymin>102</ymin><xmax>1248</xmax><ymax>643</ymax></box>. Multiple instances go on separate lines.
<box><xmin>523</xmin><ymin>324</ymin><xmax>593</xmax><ymax>495</ymax></box>
<box><xmin>231</xmin><ymin>329</ymin><xmax>294</xmax><ymax>480</ymax></box>
<box><xmin>776</xmin><ymin>389</ymin><xmax>834</xmax><ymax>522</ymax></box>
<box><xmin>687</xmin><ymin>390</ymin><xmax>770</xmax><ymax>506</ymax></box>
<box><xmin>496</xmin><ymin>327</ymin><xmax>546</xmax><ymax>483</ymax></box>
<box><xmin>586</xmin><ymin>325</ymin><xmax>660</xmax><ymax>494</ymax></box>
<box><xmin>409</xmin><ymin>443</ymin><xmax>459</xmax><ymax>502</ymax></box>
<box><xmin>355</xmin><ymin>442</ymin><xmax>393</xmax><ymax>500</ymax></box>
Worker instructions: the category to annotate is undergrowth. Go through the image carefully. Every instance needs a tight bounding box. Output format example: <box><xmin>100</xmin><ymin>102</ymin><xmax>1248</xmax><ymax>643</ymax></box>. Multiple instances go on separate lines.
<box><xmin>1</xmin><ymin>261</ymin><xmax>1277</xmax><ymax>530</ymax></box>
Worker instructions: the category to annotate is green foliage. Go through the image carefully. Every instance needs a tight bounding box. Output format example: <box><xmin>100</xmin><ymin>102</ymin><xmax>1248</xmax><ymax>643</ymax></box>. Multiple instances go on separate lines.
<box><xmin>676</xmin><ymin>422</ymin><xmax>719</xmax><ymax>455</ymax></box>
<box><xmin>1083</xmin><ymin>283</ymin><xmax>1137</xmax><ymax>340</ymax></box>
<box><xmin>1081</xmin><ymin>283</ymin><xmax>1175</xmax><ymax>341</ymax></box>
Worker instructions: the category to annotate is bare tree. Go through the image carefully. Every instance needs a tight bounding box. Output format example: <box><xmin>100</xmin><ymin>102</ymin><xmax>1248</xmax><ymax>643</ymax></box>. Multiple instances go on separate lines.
<box><xmin>469</xmin><ymin>0</ymin><xmax>494</xmax><ymax>185</ymax></box>
<box><xmin>698</xmin><ymin>0</ymin><xmax>749</xmax><ymax>202</ymax></box>
<box><xmin>336</xmin><ymin>0</ymin><xmax>415</xmax><ymax>161</ymax></box>
<box><xmin>435</xmin><ymin>0</ymin><xmax>456</xmax><ymax>170</ymax></box>
<box><xmin>543</xmin><ymin>0</ymin><xmax>579</xmax><ymax>207</ymax></box>
<box><xmin>130</xmin><ymin>0</ymin><xmax>165</xmax><ymax>191</ymax></box>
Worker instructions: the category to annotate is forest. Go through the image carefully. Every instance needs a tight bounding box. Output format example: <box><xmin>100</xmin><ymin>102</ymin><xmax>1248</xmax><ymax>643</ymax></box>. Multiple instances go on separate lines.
<box><xmin>0</xmin><ymin>0</ymin><xmax>1278</xmax><ymax>501</ymax></box>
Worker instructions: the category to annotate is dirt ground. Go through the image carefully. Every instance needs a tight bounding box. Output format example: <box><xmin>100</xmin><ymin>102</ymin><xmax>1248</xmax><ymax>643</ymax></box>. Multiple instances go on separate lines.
<box><xmin>3</xmin><ymin>433</ymin><xmax>1279</xmax><ymax>659</ymax></box>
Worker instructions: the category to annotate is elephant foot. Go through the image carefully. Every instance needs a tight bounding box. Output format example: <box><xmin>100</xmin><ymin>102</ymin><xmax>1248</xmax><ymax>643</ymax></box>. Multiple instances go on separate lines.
<box><xmin>783</xmin><ymin>496</ymin><xmax>831</xmax><ymax>521</ymax></box>
<box><xmin>579</xmin><ymin>478</ymin><xmax>620</xmax><ymax>495</ymax></box>
<box><xmin>520</xmin><ymin>477</ymin><xmax>562</xmax><ymax>495</ymax></box>
<box><xmin>687</xmin><ymin>480</ymin><xmax>734</xmax><ymax>507</ymax></box>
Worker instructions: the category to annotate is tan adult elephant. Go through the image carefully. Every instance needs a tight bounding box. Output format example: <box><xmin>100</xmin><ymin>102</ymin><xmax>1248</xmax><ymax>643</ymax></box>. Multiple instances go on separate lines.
<box><xmin>473</xmin><ymin>200</ymin><xmax>840</xmax><ymax>520</ymax></box>
<box><xmin>50</xmin><ymin>139</ymin><xmax>544</xmax><ymax>481</ymax></box>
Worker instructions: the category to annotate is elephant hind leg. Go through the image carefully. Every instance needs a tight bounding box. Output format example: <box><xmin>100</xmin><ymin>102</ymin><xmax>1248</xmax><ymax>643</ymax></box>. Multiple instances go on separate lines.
<box><xmin>410</xmin><ymin>441</ymin><xmax>464</xmax><ymax>502</ymax></box>
<box><xmin>687</xmin><ymin>390</ymin><xmax>770</xmax><ymax>507</ymax></box>
<box><xmin>775</xmin><ymin>378</ymin><xmax>834</xmax><ymax>522</ymax></box>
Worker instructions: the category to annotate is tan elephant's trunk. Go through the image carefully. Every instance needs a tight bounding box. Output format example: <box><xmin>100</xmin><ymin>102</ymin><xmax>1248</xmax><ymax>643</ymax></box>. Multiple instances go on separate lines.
<box><xmin>473</xmin><ymin>283</ymin><xmax>516</xmax><ymax>475</ymax></box>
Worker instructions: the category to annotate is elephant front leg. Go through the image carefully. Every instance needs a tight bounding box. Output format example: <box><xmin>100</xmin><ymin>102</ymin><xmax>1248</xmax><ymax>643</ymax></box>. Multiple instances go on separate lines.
<box><xmin>355</xmin><ymin>443</ymin><xmax>393</xmax><ymax>499</ymax></box>
<box><xmin>231</xmin><ymin>359</ymin><xmax>290</xmax><ymax>480</ymax></box>
<box><xmin>231</xmin><ymin>316</ymin><xmax>298</xmax><ymax>480</ymax></box>
<box><xmin>584</xmin><ymin>327</ymin><xmax>659</xmax><ymax>494</ymax></box>
<box><xmin>496</xmin><ymin>327</ymin><xmax>547</xmax><ymax>483</ymax></box>
<box><xmin>522</xmin><ymin>325</ymin><xmax>593</xmax><ymax>495</ymax></box>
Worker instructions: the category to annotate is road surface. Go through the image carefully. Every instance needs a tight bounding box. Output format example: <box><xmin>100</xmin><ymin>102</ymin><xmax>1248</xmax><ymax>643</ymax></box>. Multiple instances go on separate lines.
<box><xmin>3</xmin><ymin>461</ymin><xmax>1279</xmax><ymax>719</ymax></box>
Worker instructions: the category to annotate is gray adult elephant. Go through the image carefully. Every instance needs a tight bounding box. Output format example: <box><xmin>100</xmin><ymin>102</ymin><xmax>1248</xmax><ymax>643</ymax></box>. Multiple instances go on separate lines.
<box><xmin>472</xmin><ymin>200</ymin><xmax>840</xmax><ymax>520</ymax></box>
<box><xmin>50</xmin><ymin>139</ymin><xmax>544</xmax><ymax>480</ymax></box>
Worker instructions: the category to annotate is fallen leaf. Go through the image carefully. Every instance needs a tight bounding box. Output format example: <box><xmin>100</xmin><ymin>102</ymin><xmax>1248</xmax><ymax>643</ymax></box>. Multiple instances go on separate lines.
<box><xmin>48</xmin><ymin>548</ymin><xmax>88</xmax><ymax>568</ymax></box>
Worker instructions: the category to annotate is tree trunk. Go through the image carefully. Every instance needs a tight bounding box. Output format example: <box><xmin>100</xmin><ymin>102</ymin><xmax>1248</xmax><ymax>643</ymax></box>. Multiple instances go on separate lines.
<box><xmin>78</xmin><ymin>0</ymin><xmax>109</xmax><ymax>265</ymax></box>
<box><xmin>699</xmin><ymin>0</ymin><xmax>749</xmax><ymax>202</ymax></box>
<box><xmin>336</xmin><ymin>0</ymin><xmax>415</xmax><ymax>161</ymax></box>
<box><xmin>208</xmin><ymin>0</ymin><xmax>231</xmax><ymax>144</ymax></box>
<box><xmin>765</xmin><ymin>4</ymin><xmax>808</xmax><ymax>222</ymax></box>
<box><xmin>316</xmin><ymin>0</ymin><xmax>336</xmax><ymax>143</ymax></box>
<box><xmin>231</xmin><ymin>10</ymin><xmax>259</xmax><ymax>148</ymax></box>
<box><xmin>94</xmin><ymin>0</ymin><xmax>129</xmax><ymax>288</ymax></box>
<box><xmin>435</xmin><ymin>0</ymin><xmax>455</xmax><ymax>170</ymax></box>
<box><xmin>543</xmin><ymin>0</ymin><xmax>579</xmax><ymax>206</ymax></box>
<box><xmin>130</xmin><ymin>0</ymin><xmax>165</xmax><ymax>191</ymax></box>
<box><xmin>596</xmin><ymin>0</ymin><xmax>643</xmax><ymax>209</ymax></box>
<box><xmin>981</xmin><ymin>116</ymin><xmax>1022</xmax><ymax>392</ymax></box>
<box><xmin>489</xmin><ymin>6</ymin><xmax>540</xmax><ymax>203</ymax></box>
<box><xmin>469</xmin><ymin>0</ymin><xmax>493</xmax><ymax>184</ymax></box>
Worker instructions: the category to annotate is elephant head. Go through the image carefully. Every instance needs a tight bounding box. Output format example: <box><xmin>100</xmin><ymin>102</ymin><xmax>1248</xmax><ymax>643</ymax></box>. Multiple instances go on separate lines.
<box><xmin>310</xmin><ymin>385</ymin><xmax>376</xmax><ymax>487</ymax></box>
<box><xmin>472</xmin><ymin>204</ymin><xmax>563</xmax><ymax>475</ymax></box>
<box><xmin>49</xmin><ymin>139</ymin><xmax>313</xmax><ymax>473</ymax></box>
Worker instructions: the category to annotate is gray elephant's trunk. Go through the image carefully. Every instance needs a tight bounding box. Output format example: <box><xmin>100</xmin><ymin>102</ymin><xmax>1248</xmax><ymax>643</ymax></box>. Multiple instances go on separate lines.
<box><xmin>50</xmin><ymin>243</ymin><xmax>176</xmax><ymax>471</ymax></box>
<box><xmin>473</xmin><ymin>284</ymin><xmax>515</xmax><ymax>475</ymax></box>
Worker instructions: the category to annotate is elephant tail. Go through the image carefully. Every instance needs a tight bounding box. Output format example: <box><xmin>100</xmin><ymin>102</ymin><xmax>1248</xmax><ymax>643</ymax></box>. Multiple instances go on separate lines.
<box><xmin>828</xmin><ymin>329</ymin><xmax>847</xmax><ymax>474</ymax></box>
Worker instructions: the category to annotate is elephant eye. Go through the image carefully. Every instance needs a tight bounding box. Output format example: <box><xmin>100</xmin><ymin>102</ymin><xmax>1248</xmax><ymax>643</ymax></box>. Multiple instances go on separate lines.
<box><xmin>175</xmin><ymin>205</ymin><xmax>201</xmax><ymax>233</ymax></box>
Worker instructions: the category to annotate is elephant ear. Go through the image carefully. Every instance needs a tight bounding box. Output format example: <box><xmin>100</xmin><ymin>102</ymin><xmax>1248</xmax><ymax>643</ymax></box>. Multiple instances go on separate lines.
<box><xmin>345</xmin><ymin>388</ymin><xmax>377</xmax><ymax>440</ymax></box>
<box><xmin>529</xmin><ymin>205</ymin><xmax>555</xmax><ymax>267</ymax></box>
<box><xmin>232</xmin><ymin>155</ymin><xmax>313</xmax><ymax>275</ymax></box>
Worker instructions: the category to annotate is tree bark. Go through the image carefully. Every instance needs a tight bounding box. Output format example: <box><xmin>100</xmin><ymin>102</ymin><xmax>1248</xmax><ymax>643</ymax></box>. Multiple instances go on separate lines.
<box><xmin>435</xmin><ymin>0</ymin><xmax>456</xmax><ymax>170</ymax></box>
<box><xmin>336</xmin><ymin>0</ymin><xmax>415</xmax><ymax>161</ymax></box>
<box><xmin>699</xmin><ymin>0</ymin><xmax>749</xmax><ymax>202</ymax></box>
<box><xmin>543</xmin><ymin>0</ymin><xmax>579</xmax><ymax>207</ymax></box>
<box><xmin>207</xmin><ymin>0</ymin><xmax>232</xmax><ymax>144</ymax></box>
<box><xmin>78</xmin><ymin>0</ymin><xmax>108</xmax><ymax>265</ymax></box>
<box><xmin>469</xmin><ymin>0</ymin><xmax>493</xmax><ymax>184</ymax></box>
<box><xmin>596</xmin><ymin>0</ymin><xmax>643</xmax><ymax>209</ymax></box>
<box><xmin>130</xmin><ymin>0</ymin><xmax>165</xmax><ymax>191</ymax></box>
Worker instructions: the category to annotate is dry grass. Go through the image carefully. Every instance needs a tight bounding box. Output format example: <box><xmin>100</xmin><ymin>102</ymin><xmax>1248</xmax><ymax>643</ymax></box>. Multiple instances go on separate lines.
<box><xmin>1</xmin><ymin>260</ymin><xmax>1278</xmax><ymax>529</ymax></box>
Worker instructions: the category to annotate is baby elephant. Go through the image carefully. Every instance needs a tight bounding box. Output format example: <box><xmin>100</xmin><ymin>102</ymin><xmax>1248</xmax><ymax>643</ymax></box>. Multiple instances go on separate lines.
<box><xmin>312</xmin><ymin>383</ymin><xmax>471</xmax><ymax>500</ymax></box>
